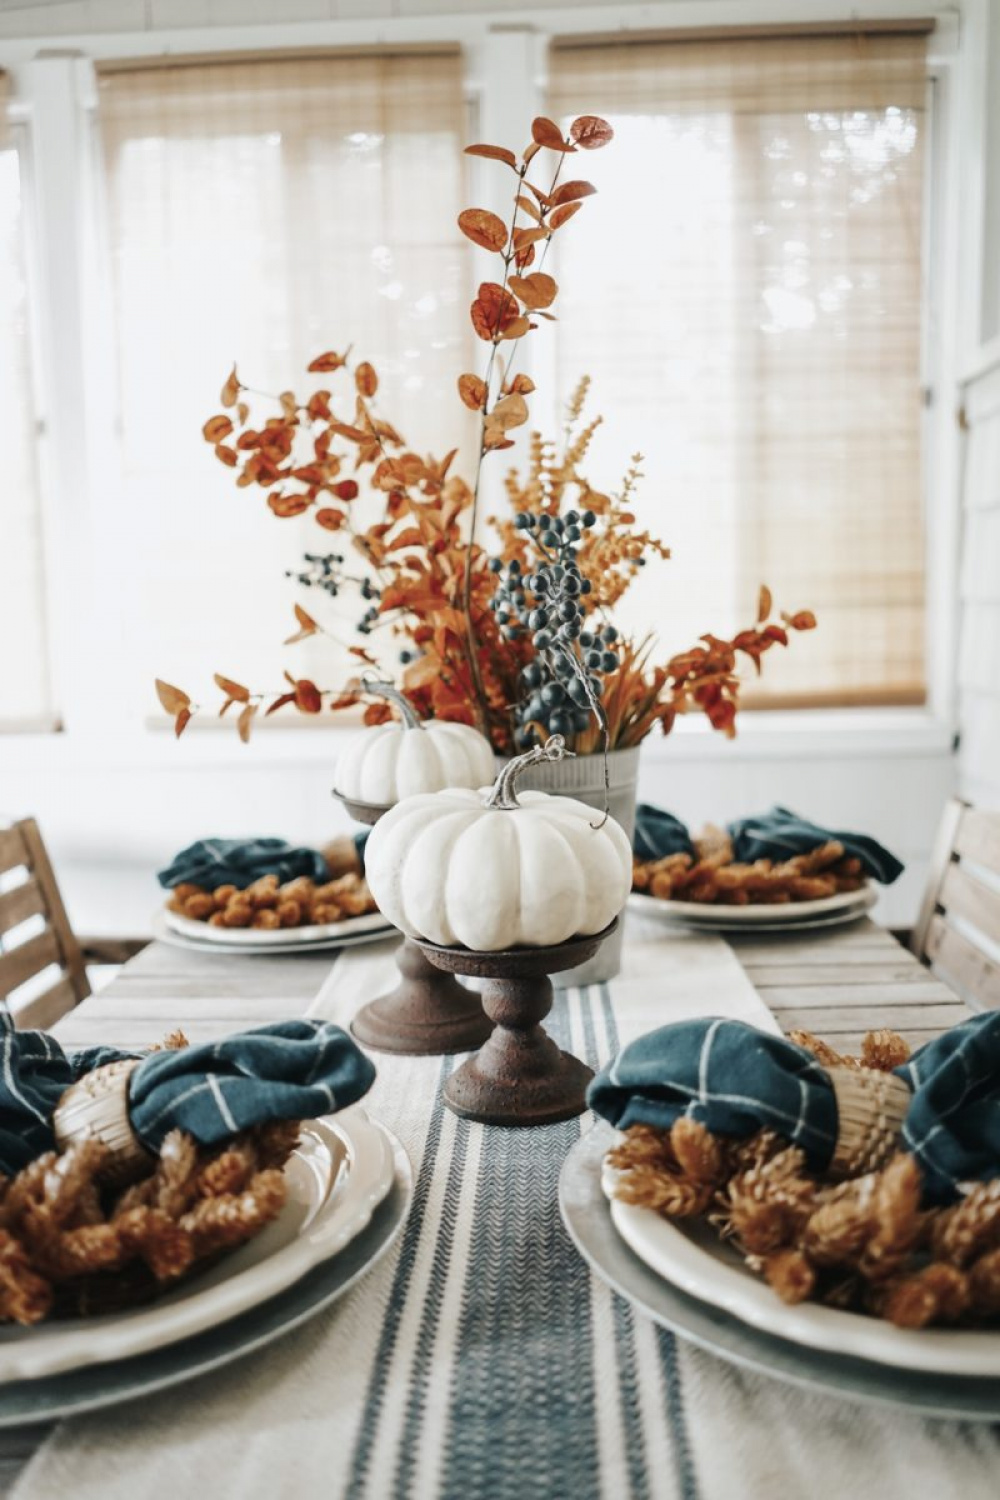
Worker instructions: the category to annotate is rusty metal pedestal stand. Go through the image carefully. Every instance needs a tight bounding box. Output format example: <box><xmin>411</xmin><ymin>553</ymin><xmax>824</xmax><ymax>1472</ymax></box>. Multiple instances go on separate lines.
<box><xmin>334</xmin><ymin>789</ymin><xmax>492</xmax><ymax>1057</ymax></box>
<box><xmin>415</xmin><ymin>921</ymin><xmax>617</xmax><ymax>1126</ymax></box>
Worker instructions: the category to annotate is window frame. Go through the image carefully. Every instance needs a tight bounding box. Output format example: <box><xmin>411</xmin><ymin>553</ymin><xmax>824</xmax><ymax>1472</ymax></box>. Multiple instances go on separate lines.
<box><xmin>0</xmin><ymin>0</ymin><xmax>984</xmax><ymax>772</ymax></box>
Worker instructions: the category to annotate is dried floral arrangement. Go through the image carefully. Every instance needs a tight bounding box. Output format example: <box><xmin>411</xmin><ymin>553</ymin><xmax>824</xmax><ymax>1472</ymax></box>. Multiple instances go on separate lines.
<box><xmin>606</xmin><ymin>1029</ymin><xmax>1000</xmax><ymax>1330</ymax></box>
<box><xmin>0</xmin><ymin>1117</ymin><xmax>298</xmax><ymax>1325</ymax></box>
<box><xmin>157</xmin><ymin>114</ymin><xmax>815</xmax><ymax>754</ymax></box>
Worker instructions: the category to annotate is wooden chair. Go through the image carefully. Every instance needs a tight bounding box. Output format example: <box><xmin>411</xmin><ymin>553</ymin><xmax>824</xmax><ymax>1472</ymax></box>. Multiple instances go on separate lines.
<box><xmin>912</xmin><ymin>798</ymin><xmax>1000</xmax><ymax>1010</ymax></box>
<box><xmin>0</xmin><ymin>820</ymin><xmax>147</xmax><ymax>1029</ymax></box>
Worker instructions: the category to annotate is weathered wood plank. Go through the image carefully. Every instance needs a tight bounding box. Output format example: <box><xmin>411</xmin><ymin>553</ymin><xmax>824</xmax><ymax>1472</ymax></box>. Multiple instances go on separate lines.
<box><xmin>756</xmin><ymin>981</ymin><xmax>958</xmax><ymax>1009</ymax></box>
<box><xmin>926</xmin><ymin>914</ymin><xmax>1000</xmax><ymax>1009</ymax></box>
<box><xmin>742</xmin><ymin>963</ymin><xmax>933</xmax><ymax>987</ymax></box>
<box><xmin>16</xmin><ymin>820</ymin><xmax>89</xmax><ymax>1004</ymax></box>
<box><xmin>69</xmin><ymin>994</ymin><xmax>308</xmax><ymax>1025</ymax></box>
<box><xmin>102</xmin><ymin>972</ymin><xmax>339</xmax><ymax>1003</ymax></box>
<box><xmin>955</xmin><ymin>806</ymin><xmax>1000</xmax><ymax>873</ymax></box>
<box><xmin>14</xmin><ymin>976</ymin><xmax>81</xmax><ymax>1031</ymax></box>
<box><xmin>50</xmin><ymin>1016</ymin><xmax>260</xmax><ymax>1049</ymax></box>
<box><xmin>940</xmin><ymin>862</ymin><xmax>1000</xmax><ymax>944</ymax></box>
<box><xmin>0</xmin><ymin>879</ymin><xmax>45</xmax><ymax>937</ymax></box>
<box><xmin>0</xmin><ymin>930</ymin><xmax>61</xmax><ymax>998</ymax></box>
<box><xmin>772</xmin><ymin>1003</ymin><xmax>970</xmax><ymax>1034</ymax></box>
<box><xmin>0</xmin><ymin>827</ymin><xmax>28</xmax><ymax>876</ymax></box>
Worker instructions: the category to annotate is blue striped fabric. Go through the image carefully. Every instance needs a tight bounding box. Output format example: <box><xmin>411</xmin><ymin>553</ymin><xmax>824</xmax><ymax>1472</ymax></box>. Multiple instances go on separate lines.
<box><xmin>0</xmin><ymin>1016</ymin><xmax>374</xmax><ymax>1173</ymax></box>
<box><xmin>897</xmin><ymin>1012</ymin><xmax>1000</xmax><ymax>1202</ymax></box>
<box><xmin>157</xmin><ymin>837</ymin><xmax>330</xmax><ymax>890</ymax></box>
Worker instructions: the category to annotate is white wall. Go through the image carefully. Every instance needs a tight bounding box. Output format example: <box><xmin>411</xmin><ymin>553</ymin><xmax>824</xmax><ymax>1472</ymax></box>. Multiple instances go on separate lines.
<box><xmin>957</xmin><ymin>355</ymin><xmax>1000</xmax><ymax>808</ymax></box>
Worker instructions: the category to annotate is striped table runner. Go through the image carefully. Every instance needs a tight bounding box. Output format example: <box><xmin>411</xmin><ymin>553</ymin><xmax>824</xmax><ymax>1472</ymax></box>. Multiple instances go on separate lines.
<box><xmin>16</xmin><ymin>931</ymin><xmax>1000</xmax><ymax>1500</ymax></box>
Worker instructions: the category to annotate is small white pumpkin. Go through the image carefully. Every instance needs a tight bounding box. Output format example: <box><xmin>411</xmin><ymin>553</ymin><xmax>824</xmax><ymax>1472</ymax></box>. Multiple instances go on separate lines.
<box><xmin>335</xmin><ymin>682</ymin><xmax>495</xmax><ymax>806</ymax></box>
<box><xmin>364</xmin><ymin>738</ymin><xmax>631</xmax><ymax>951</ymax></box>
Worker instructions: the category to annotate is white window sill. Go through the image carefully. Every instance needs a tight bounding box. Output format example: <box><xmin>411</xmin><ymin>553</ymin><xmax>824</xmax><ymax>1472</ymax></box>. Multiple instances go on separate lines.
<box><xmin>0</xmin><ymin>706</ymin><xmax>955</xmax><ymax>775</ymax></box>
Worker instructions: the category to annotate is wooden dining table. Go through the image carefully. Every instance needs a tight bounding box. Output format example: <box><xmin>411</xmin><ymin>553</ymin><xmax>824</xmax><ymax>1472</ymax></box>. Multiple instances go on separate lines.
<box><xmin>0</xmin><ymin>914</ymin><xmax>978</xmax><ymax>1497</ymax></box>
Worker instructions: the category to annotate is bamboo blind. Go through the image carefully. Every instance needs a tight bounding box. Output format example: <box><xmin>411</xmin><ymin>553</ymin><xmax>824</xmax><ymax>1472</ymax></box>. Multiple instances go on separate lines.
<box><xmin>549</xmin><ymin>32</ymin><xmax>929</xmax><ymax>707</ymax></box>
<box><xmin>96</xmin><ymin>51</ymin><xmax>472</xmax><ymax>717</ymax></box>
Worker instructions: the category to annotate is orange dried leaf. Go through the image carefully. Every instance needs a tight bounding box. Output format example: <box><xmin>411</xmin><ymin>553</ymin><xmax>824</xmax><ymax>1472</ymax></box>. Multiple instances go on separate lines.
<box><xmin>156</xmin><ymin>679</ymin><xmax>190</xmax><ymax>715</ymax></box>
<box><xmin>506</xmin><ymin>373</ymin><xmax>535</xmax><ymax>395</ymax></box>
<box><xmin>549</xmin><ymin>201</ymin><xmax>583</xmax><ymax>230</ymax></box>
<box><xmin>214</xmin><ymin>443</ymin><xmax>238</xmax><ymax>467</ymax></box>
<box><xmin>307</xmin><ymin>351</ymin><xmax>349</xmax><ymax>373</ymax></box>
<box><xmin>220</xmin><ymin>365</ymin><xmax>240</xmax><ymax>407</ymax></box>
<box><xmin>279</xmin><ymin>391</ymin><xmax>298</xmax><ymax>420</ymax></box>
<box><xmin>174</xmin><ymin>707</ymin><xmax>192</xmax><ymax>739</ymax></box>
<box><xmin>268</xmin><ymin>493</ymin><xmax>310</xmax><ymax>518</ymax></box>
<box><xmin>265</xmin><ymin>692</ymin><xmax>295</xmax><ymax>717</ymax></box>
<box><xmin>784</xmin><ymin>610</ymin><xmax>818</xmax><ymax>631</ymax></box>
<box><xmin>355</xmin><ymin>361</ymin><xmax>378</xmax><ymax>398</ymax></box>
<box><xmin>294</xmin><ymin>679</ymin><xmax>322</xmax><ymax>714</ymax></box>
<box><xmin>491</xmin><ymin>393</ymin><xmax>529</xmax><ymax>432</ymax></box>
<box><xmin>458</xmin><ymin>373</ymin><xmax>488</xmax><ymax>411</ymax></box>
<box><xmin>464</xmin><ymin>143</ymin><xmax>518</xmax><ymax>169</ymax></box>
<box><xmin>512</xmin><ymin>225</ymin><xmax>549</xmax><ymax>250</ymax></box>
<box><xmin>202</xmin><ymin>414</ymin><xmax>233</xmax><ymax>443</ymax></box>
<box><xmin>570</xmin><ymin>115</ymin><xmax>614</xmax><ymax>150</ymax></box>
<box><xmin>498</xmin><ymin>316</ymin><xmax>532</xmax><ymax>341</ymax></box>
<box><xmin>758</xmin><ymin>584</ymin><xmax>773</xmax><ymax>623</ymax></box>
<box><xmin>509</xmin><ymin>272</ymin><xmax>557</xmax><ymax>310</ymax></box>
<box><xmin>551</xmin><ymin>179</ymin><xmax>597</xmax><ymax>206</ymax></box>
<box><xmin>515</xmin><ymin>194</ymin><xmax>542</xmax><ymax>223</ymax></box>
<box><xmin>333</xmin><ymin>479</ymin><xmax>360</xmax><ymax>500</ymax></box>
<box><xmin>283</xmin><ymin>603</ymin><xmax>319</xmax><ymax>645</ymax></box>
<box><xmin>236</xmin><ymin>401</ymin><xmax>250</xmax><ymax>424</ymax></box>
<box><xmin>237</xmin><ymin>701</ymin><xmax>257</xmax><ymax>744</ymax></box>
<box><xmin>457</xmin><ymin>208</ymin><xmax>508</xmax><ymax>252</ymax></box>
<box><xmin>470</xmin><ymin>283</ymin><xmax>519</xmax><ymax>342</ymax></box>
<box><xmin>306</xmin><ymin>390</ymin><xmax>332</xmax><ymax>422</ymax></box>
<box><xmin>531</xmin><ymin>117</ymin><xmax>574</xmax><ymax>152</ymax></box>
<box><xmin>315</xmin><ymin>507</ymin><xmax>346</xmax><ymax>531</ymax></box>
<box><xmin>213</xmin><ymin>673</ymin><xmax>249</xmax><ymax>702</ymax></box>
<box><xmin>329</xmin><ymin>421</ymin><xmax>369</xmax><ymax>443</ymax></box>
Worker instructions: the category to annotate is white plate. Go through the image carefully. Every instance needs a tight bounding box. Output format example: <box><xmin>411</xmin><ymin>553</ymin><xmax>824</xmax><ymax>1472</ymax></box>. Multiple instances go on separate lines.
<box><xmin>153</xmin><ymin>911</ymin><xmax>394</xmax><ymax>957</ymax></box>
<box><xmin>602</xmin><ymin>1161</ymin><xmax>1000</xmax><ymax>1378</ymax></box>
<box><xmin>0</xmin><ymin>1106</ymin><xmax>396</xmax><ymax>1382</ymax></box>
<box><xmin>628</xmin><ymin>886</ymin><xmax>876</xmax><ymax>930</ymax></box>
<box><xmin>164</xmin><ymin>906</ymin><xmax>390</xmax><ymax>947</ymax></box>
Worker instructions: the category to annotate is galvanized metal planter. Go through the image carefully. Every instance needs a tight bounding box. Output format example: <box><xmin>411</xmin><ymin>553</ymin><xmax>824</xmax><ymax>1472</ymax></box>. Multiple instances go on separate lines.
<box><xmin>494</xmin><ymin>746</ymin><xmax>639</xmax><ymax>984</ymax></box>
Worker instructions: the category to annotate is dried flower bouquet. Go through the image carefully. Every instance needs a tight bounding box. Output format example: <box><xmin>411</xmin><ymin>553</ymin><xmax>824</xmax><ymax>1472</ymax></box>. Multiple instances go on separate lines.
<box><xmin>158</xmin><ymin>114</ymin><xmax>815</xmax><ymax>754</ymax></box>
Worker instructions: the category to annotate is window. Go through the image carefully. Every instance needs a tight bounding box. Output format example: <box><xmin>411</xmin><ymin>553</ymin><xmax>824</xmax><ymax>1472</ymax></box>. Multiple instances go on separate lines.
<box><xmin>549</xmin><ymin>30</ymin><xmax>928</xmax><ymax>707</ymax></box>
<box><xmin>0</xmin><ymin>73</ymin><xmax>52</xmax><ymax>731</ymax></box>
<box><xmin>97</xmin><ymin>51</ymin><xmax>472</xmax><ymax>719</ymax></box>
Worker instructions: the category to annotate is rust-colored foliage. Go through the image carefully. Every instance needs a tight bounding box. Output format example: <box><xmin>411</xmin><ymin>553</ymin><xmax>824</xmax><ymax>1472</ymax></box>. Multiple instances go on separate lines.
<box><xmin>169</xmin><ymin>114</ymin><xmax>814</xmax><ymax>751</ymax></box>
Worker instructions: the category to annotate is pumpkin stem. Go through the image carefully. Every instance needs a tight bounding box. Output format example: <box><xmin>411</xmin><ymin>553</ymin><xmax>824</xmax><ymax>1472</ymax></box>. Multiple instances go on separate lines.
<box><xmin>485</xmin><ymin>735</ymin><xmax>574</xmax><ymax>810</ymax></box>
<box><xmin>360</xmin><ymin>675</ymin><xmax>423</xmax><ymax>730</ymax></box>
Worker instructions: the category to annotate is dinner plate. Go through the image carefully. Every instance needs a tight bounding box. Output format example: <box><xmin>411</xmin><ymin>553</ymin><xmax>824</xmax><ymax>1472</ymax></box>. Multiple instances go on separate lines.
<box><xmin>153</xmin><ymin>910</ymin><xmax>395</xmax><ymax>957</ymax></box>
<box><xmin>0</xmin><ymin>1106</ymin><xmax>397</xmax><ymax>1382</ymax></box>
<box><xmin>601</xmin><ymin>1154</ymin><xmax>1000</xmax><ymax>1379</ymax></box>
<box><xmin>164</xmin><ymin>907</ymin><xmax>391</xmax><ymax>947</ymax></box>
<box><xmin>0</xmin><ymin>1136</ymin><xmax>412</xmax><ymax>1428</ymax></box>
<box><xmin>628</xmin><ymin>887</ymin><xmax>877</xmax><ymax>932</ymax></box>
<box><xmin>559</xmin><ymin>1123</ymin><xmax>1000</xmax><ymax>1420</ymax></box>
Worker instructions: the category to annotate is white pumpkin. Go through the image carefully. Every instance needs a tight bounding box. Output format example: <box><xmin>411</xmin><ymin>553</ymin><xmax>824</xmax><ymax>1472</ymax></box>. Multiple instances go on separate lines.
<box><xmin>335</xmin><ymin>683</ymin><xmax>495</xmax><ymax>806</ymax></box>
<box><xmin>364</xmin><ymin>740</ymin><xmax>631</xmax><ymax>950</ymax></box>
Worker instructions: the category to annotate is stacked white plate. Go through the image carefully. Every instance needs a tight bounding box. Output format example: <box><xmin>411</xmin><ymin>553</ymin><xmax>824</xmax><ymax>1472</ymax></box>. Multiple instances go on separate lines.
<box><xmin>628</xmin><ymin>884</ymin><xmax>877</xmax><ymax>935</ymax></box>
<box><xmin>558</xmin><ymin>1123</ymin><xmax>1000</xmax><ymax>1418</ymax></box>
<box><xmin>157</xmin><ymin>907</ymin><xmax>394</xmax><ymax>956</ymax></box>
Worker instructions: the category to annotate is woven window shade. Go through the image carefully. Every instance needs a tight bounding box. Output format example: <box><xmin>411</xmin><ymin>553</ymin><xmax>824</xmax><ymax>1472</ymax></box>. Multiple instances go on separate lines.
<box><xmin>549</xmin><ymin>32</ymin><xmax>928</xmax><ymax>707</ymax></box>
<box><xmin>97</xmin><ymin>52</ymin><xmax>472</xmax><ymax>719</ymax></box>
<box><xmin>0</xmin><ymin>72</ymin><xmax>54</xmax><ymax>730</ymax></box>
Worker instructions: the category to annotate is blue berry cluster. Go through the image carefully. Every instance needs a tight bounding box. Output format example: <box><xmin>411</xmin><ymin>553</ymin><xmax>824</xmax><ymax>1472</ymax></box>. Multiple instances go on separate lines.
<box><xmin>489</xmin><ymin>509</ymin><xmax>620</xmax><ymax>748</ymax></box>
<box><xmin>288</xmin><ymin>554</ymin><xmax>381</xmax><ymax>635</ymax></box>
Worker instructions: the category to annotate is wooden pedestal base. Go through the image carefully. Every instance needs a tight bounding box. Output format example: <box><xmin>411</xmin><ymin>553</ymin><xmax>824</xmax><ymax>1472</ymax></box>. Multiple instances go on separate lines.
<box><xmin>350</xmin><ymin>937</ymin><xmax>493</xmax><ymax>1056</ymax></box>
<box><xmin>415</xmin><ymin>922</ymin><xmax>616</xmax><ymax>1126</ymax></box>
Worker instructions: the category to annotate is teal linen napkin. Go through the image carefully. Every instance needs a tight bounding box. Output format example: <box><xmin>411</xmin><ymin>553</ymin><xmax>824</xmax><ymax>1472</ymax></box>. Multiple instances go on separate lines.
<box><xmin>0</xmin><ymin>1015</ymin><xmax>375</xmax><ymax>1176</ymax></box>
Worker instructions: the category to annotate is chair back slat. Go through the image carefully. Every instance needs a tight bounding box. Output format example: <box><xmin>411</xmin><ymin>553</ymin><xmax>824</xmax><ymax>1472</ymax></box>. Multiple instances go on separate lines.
<box><xmin>0</xmin><ymin>827</ymin><xmax>29</xmax><ymax>877</ymax></box>
<box><xmin>0</xmin><ymin>819</ymin><xmax>90</xmax><ymax>1025</ymax></box>
<box><xmin>914</xmin><ymin>798</ymin><xmax>1000</xmax><ymax>1010</ymax></box>
<box><xmin>925</xmin><ymin>915</ymin><xmax>1000</xmax><ymax>1010</ymax></box>
<box><xmin>0</xmin><ymin>880</ymin><xmax>46</xmax><ymax>938</ymax></box>
<box><xmin>16</xmin><ymin>976</ymin><xmax>82</xmax><ymax>1032</ymax></box>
